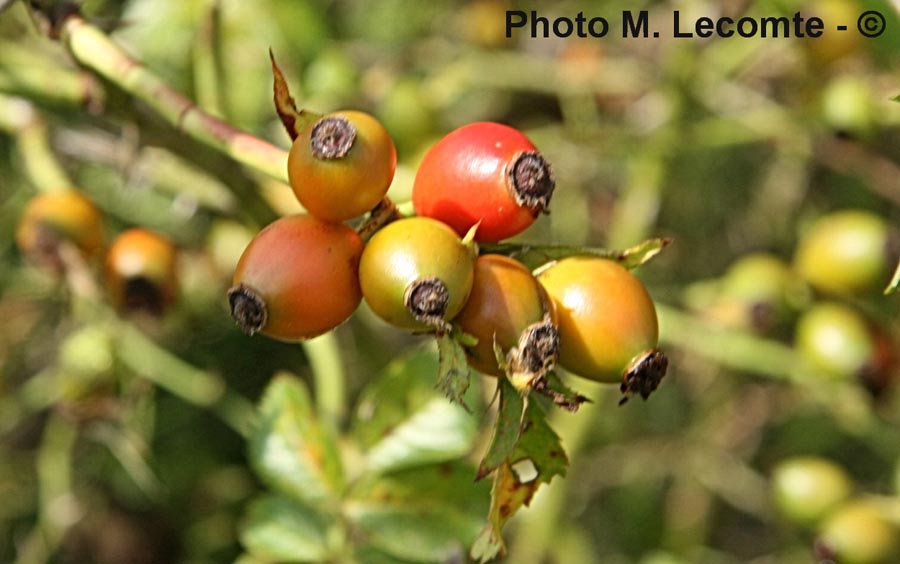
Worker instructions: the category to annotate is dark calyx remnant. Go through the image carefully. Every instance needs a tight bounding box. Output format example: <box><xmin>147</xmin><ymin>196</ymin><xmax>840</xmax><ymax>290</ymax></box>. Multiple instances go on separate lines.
<box><xmin>509</xmin><ymin>320</ymin><xmax>559</xmax><ymax>378</ymax></box>
<box><xmin>509</xmin><ymin>151</ymin><xmax>555</xmax><ymax>213</ymax></box>
<box><xmin>123</xmin><ymin>276</ymin><xmax>167</xmax><ymax>316</ymax></box>
<box><xmin>227</xmin><ymin>284</ymin><xmax>268</xmax><ymax>336</ymax></box>
<box><xmin>405</xmin><ymin>277</ymin><xmax>451</xmax><ymax>332</ymax></box>
<box><xmin>310</xmin><ymin>116</ymin><xmax>357</xmax><ymax>160</ymax></box>
<box><xmin>619</xmin><ymin>349</ymin><xmax>669</xmax><ymax>405</ymax></box>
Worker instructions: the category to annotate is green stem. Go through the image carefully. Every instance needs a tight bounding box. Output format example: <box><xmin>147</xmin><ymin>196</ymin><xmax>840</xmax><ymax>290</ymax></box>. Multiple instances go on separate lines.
<box><xmin>656</xmin><ymin>303</ymin><xmax>801</xmax><ymax>381</ymax></box>
<box><xmin>0</xmin><ymin>41</ymin><xmax>100</xmax><ymax>106</ymax></box>
<box><xmin>116</xmin><ymin>322</ymin><xmax>256</xmax><ymax>437</ymax></box>
<box><xmin>302</xmin><ymin>333</ymin><xmax>347</xmax><ymax>427</ymax></box>
<box><xmin>192</xmin><ymin>0</ymin><xmax>227</xmax><ymax>119</ymax></box>
<box><xmin>15</xmin><ymin>413</ymin><xmax>79</xmax><ymax>564</ymax></box>
<box><xmin>0</xmin><ymin>93</ymin><xmax>72</xmax><ymax>192</ymax></box>
<box><xmin>59</xmin><ymin>15</ymin><xmax>288</xmax><ymax>182</ymax></box>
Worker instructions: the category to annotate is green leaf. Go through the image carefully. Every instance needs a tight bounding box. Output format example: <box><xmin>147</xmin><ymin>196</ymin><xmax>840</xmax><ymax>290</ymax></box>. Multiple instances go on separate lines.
<box><xmin>884</xmin><ymin>259</ymin><xmax>900</xmax><ymax>295</ymax></box>
<box><xmin>269</xmin><ymin>50</ymin><xmax>322</xmax><ymax>140</ymax></box>
<box><xmin>347</xmin><ymin>464</ymin><xmax>490</xmax><ymax>564</ymax></box>
<box><xmin>366</xmin><ymin>396</ymin><xmax>476</xmax><ymax>475</ymax></box>
<box><xmin>470</xmin><ymin>462</ymin><xmax>538</xmax><ymax>563</ymax></box>
<box><xmin>471</xmin><ymin>400</ymin><xmax>568</xmax><ymax>562</ymax></box>
<box><xmin>476</xmin><ymin>378</ymin><xmax>525</xmax><ymax>481</ymax></box>
<box><xmin>233</xmin><ymin>554</ymin><xmax>268</xmax><ymax>564</ymax></box>
<box><xmin>353</xmin><ymin>347</ymin><xmax>443</xmax><ymax>449</ymax></box>
<box><xmin>436</xmin><ymin>330</ymin><xmax>472</xmax><ymax>407</ymax></box>
<box><xmin>349</xmin><ymin>463</ymin><xmax>490</xmax><ymax>521</ymax></box>
<box><xmin>239</xmin><ymin>495</ymin><xmax>334</xmax><ymax>563</ymax></box>
<box><xmin>513</xmin><ymin>399</ymin><xmax>568</xmax><ymax>482</ymax></box>
<box><xmin>249</xmin><ymin>375</ymin><xmax>344</xmax><ymax>506</ymax></box>
<box><xmin>353</xmin><ymin>347</ymin><xmax>480</xmax><ymax>475</ymax></box>
<box><xmin>352</xmin><ymin>547</ymin><xmax>418</xmax><ymax>564</ymax></box>
<box><xmin>532</xmin><ymin>372</ymin><xmax>590</xmax><ymax>412</ymax></box>
<box><xmin>482</xmin><ymin>237</ymin><xmax>673</xmax><ymax>271</ymax></box>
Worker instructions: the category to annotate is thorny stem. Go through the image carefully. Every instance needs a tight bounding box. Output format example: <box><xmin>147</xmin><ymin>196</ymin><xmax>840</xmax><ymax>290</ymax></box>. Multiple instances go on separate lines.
<box><xmin>58</xmin><ymin>14</ymin><xmax>289</xmax><ymax>182</ymax></box>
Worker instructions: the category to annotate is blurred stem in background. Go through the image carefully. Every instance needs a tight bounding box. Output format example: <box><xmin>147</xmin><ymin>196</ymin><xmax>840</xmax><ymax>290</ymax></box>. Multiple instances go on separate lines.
<box><xmin>0</xmin><ymin>93</ymin><xmax>72</xmax><ymax>192</ymax></box>
<box><xmin>15</xmin><ymin>414</ymin><xmax>78</xmax><ymax>564</ymax></box>
<box><xmin>59</xmin><ymin>14</ymin><xmax>288</xmax><ymax>182</ymax></box>
<box><xmin>302</xmin><ymin>334</ymin><xmax>348</xmax><ymax>429</ymax></box>
<box><xmin>192</xmin><ymin>0</ymin><xmax>227</xmax><ymax>121</ymax></box>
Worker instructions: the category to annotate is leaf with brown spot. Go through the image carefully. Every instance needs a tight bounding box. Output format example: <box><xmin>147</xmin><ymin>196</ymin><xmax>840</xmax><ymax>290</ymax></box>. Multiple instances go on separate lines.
<box><xmin>269</xmin><ymin>49</ymin><xmax>322</xmax><ymax>141</ymax></box>
<box><xmin>532</xmin><ymin>372</ymin><xmax>590</xmax><ymax>412</ymax></box>
<box><xmin>470</xmin><ymin>397</ymin><xmax>567</xmax><ymax>562</ymax></box>
<box><xmin>469</xmin><ymin>462</ymin><xmax>539</xmax><ymax>562</ymax></box>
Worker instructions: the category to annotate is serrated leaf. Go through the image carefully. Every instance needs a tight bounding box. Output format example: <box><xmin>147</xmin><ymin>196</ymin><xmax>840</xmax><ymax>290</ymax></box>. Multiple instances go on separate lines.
<box><xmin>471</xmin><ymin>401</ymin><xmax>568</xmax><ymax>562</ymax></box>
<box><xmin>470</xmin><ymin>462</ymin><xmax>539</xmax><ymax>563</ymax></box>
<box><xmin>350</xmin><ymin>463</ymin><xmax>490</xmax><ymax>516</ymax></box>
<box><xmin>366</xmin><ymin>397</ymin><xmax>476</xmax><ymax>475</ymax></box>
<box><xmin>249</xmin><ymin>375</ymin><xmax>343</xmax><ymax>506</ymax></box>
<box><xmin>532</xmin><ymin>372</ymin><xmax>590</xmax><ymax>412</ymax></box>
<box><xmin>885</xmin><ymin>260</ymin><xmax>900</xmax><ymax>295</ymax></box>
<box><xmin>353</xmin><ymin>347</ymin><xmax>446</xmax><ymax>449</ymax></box>
<box><xmin>436</xmin><ymin>331</ymin><xmax>472</xmax><ymax>408</ymax></box>
<box><xmin>482</xmin><ymin>237</ymin><xmax>673</xmax><ymax>271</ymax></box>
<box><xmin>269</xmin><ymin>50</ymin><xmax>321</xmax><ymax>140</ymax></box>
<box><xmin>346</xmin><ymin>504</ymin><xmax>478</xmax><ymax>563</ymax></box>
<box><xmin>348</xmin><ymin>463</ymin><xmax>489</xmax><ymax>563</ymax></box>
<box><xmin>239</xmin><ymin>495</ymin><xmax>334</xmax><ymax>563</ymax></box>
<box><xmin>512</xmin><ymin>400</ymin><xmax>568</xmax><ymax>481</ymax></box>
<box><xmin>477</xmin><ymin>378</ymin><xmax>525</xmax><ymax>481</ymax></box>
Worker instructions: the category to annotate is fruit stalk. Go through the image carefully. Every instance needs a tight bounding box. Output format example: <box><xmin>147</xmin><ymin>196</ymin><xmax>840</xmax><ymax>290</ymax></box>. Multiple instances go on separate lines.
<box><xmin>58</xmin><ymin>14</ymin><xmax>288</xmax><ymax>182</ymax></box>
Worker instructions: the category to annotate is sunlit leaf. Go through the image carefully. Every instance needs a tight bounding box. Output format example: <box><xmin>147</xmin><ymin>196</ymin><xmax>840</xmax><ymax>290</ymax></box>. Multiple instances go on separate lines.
<box><xmin>352</xmin><ymin>547</ymin><xmax>417</xmax><ymax>564</ymax></box>
<box><xmin>347</xmin><ymin>464</ymin><xmax>489</xmax><ymax>563</ymax></box>
<box><xmin>354</xmin><ymin>347</ymin><xmax>479</xmax><ymax>475</ymax></box>
<box><xmin>482</xmin><ymin>237</ymin><xmax>674</xmax><ymax>271</ymax></box>
<box><xmin>353</xmin><ymin>347</ymin><xmax>443</xmax><ymax>449</ymax></box>
<box><xmin>885</xmin><ymin>259</ymin><xmax>900</xmax><ymax>294</ymax></box>
<box><xmin>269</xmin><ymin>50</ymin><xmax>322</xmax><ymax>140</ymax></box>
<box><xmin>239</xmin><ymin>495</ymin><xmax>334</xmax><ymax>563</ymax></box>
<box><xmin>366</xmin><ymin>397</ymin><xmax>476</xmax><ymax>475</ymax></box>
<box><xmin>248</xmin><ymin>375</ymin><xmax>344</xmax><ymax>506</ymax></box>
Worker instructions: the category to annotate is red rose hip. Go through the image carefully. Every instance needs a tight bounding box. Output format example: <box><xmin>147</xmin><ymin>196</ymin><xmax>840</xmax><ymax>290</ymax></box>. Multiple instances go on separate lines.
<box><xmin>412</xmin><ymin>122</ymin><xmax>555</xmax><ymax>243</ymax></box>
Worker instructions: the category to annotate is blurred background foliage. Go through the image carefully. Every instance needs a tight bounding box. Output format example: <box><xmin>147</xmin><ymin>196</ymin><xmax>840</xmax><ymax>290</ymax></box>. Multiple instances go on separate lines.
<box><xmin>1</xmin><ymin>0</ymin><xmax>900</xmax><ymax>562</ymax></box>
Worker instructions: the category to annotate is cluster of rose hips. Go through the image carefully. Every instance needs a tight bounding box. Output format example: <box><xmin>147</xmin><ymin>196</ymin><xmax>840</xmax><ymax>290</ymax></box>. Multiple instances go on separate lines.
<box><xmin>771</xmin><ymin>455</ymin><xmax>899</xmax><ymax>564</ymax></box>
<box><xmin>16</xmin><ymin>190</ymin><xmax>179</xmax><ymax>316</ymax></box>
<box><xmin>228</xmin><ymin>112</ymin><xmax>667</xmax><ymax>399</ymax></box>
<box><xmin>687</xmin><ymin>209</ymin><xmax>898</xmax><ymax>395</ymax></box>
